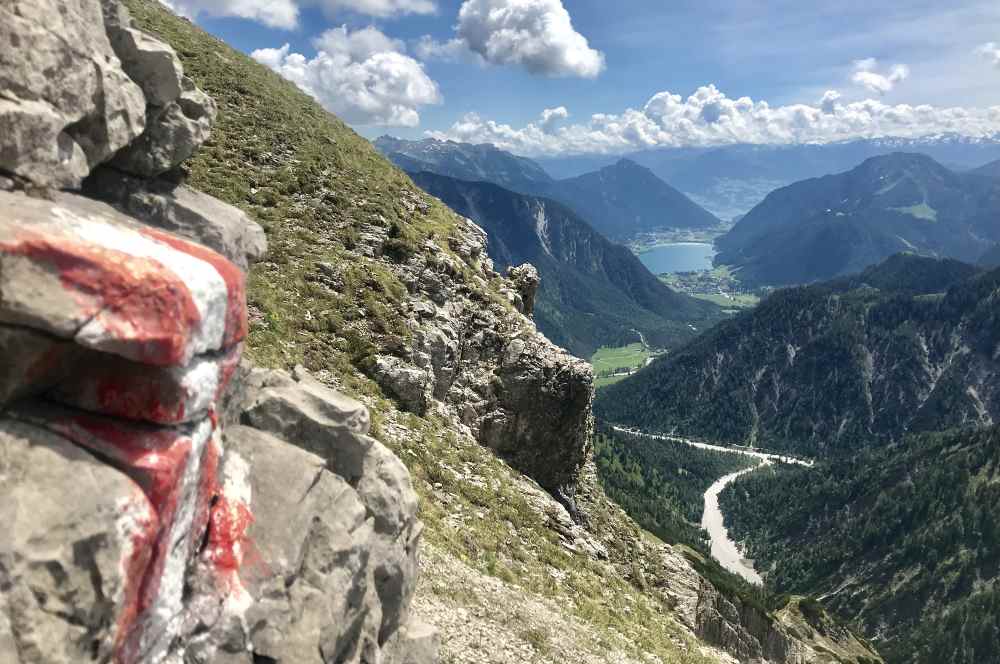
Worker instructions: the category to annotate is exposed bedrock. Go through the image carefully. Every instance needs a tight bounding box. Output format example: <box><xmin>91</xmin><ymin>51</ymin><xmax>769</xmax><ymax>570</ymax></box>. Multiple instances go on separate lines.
<box><xmin>0</xmin><ymin>2</ymin><xmax>435</xmax><ymax>662</ymax></box>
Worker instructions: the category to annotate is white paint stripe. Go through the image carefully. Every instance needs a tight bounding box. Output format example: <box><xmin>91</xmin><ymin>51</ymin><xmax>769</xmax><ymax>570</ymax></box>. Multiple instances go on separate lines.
<box><xmin>141</xmin><ymin>418</ymin><xmax>214</xmax><ymax>662</ymax></box>
<box><xmin>53</xmin><ymin>208</ymin><xmax>228</xmax><ymax>357</ymax></box>
<box><xmin>175</xmin><ymin>356</ymin><xmax>222</xmax><ymax>420</ymax></box>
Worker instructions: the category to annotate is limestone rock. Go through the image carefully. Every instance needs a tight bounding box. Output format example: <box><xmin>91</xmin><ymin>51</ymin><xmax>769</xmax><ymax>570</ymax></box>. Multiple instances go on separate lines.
<box><xmin>85</xmin><ymin>167</ymin><xmax>268</xmax><ymax>270</ymax></box>
<box><xmin>0</xmin><ymin>418</ymin><xmax>153</xmax><ymax>663</ymax></box>
<box><xmin>239</xmin><ymin>366</ymin><xmax>424</xmax><ymax>648</ymax></box>
<box><xmin>0</xmin><ymin>190</ymin><xmax>247</xmax><ymax>366</ymax></box>
<box><xmin>373</xmin><ymin>355</ymin><xmax>432</xmax><ymax>415</ymax></box>
<box><xmin>214</xmin><ymin>425</ymin><xmax>383</xmax><ymax>664</ymax></box>
<box><xmin>507</xmin><ymin>264</ymin><xmax>540</xmax><ymax>316</ymax></box>
<box><xmin>0</xmin><ymin>327</ymin><xmax>78</xmax><ymax>408</ymax></box>
<box><xmin>243</xmin><ymin>366</ymin><xmax>373</xmax><ymax>480</ymax></box>
<box><xmin>481</xmin><ymin>333</ymin><xmax>594</xmax><ymax>493</ymax></box>
<box><xmin>383</xmin><ymin>618</ymin><xmax>441</xmax><ymax>664</ymax></box>
<box><xmin>48</xmin><ymin>344</ymin><xmax>242</xmax><ymax>425</ymax></box>
<box><xmin>111</xmin><ymin>79</ymin><xmax>217</xmax><ymax>177</ymax></box>
<box><xmin>102</xmin><ymin>0</ymin><xmax>217</xmax><ymax>177</ymax></box>
<box><xmin>0</xmin><ymin>0</ymin><xmax>147</xmax><ymax>188</ymax></box>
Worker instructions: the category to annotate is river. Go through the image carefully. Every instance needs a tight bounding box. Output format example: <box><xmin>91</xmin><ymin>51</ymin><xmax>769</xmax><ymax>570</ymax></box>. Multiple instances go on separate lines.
<box><xmin>701</xmin><ymin>462</ymin><xmax>769</xmax><ymax>584</ymax></box>
<box><xmin>612</xmin><ymin>426</ymin><xmax>813</xmax><ymax>584</ymax></box>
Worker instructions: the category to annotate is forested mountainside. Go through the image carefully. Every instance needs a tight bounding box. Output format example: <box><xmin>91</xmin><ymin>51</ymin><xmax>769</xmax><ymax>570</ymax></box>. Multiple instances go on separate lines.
<box><xmin>410</xmin><ymin>171</ymin><xmax>724</xmax><ymax>357</ymax></box>
<box><xmin>969</xmin><ymin>158</ymin><xmax>1000</xmax><ymax>178</ymax></box>
<box><xmin>594</xmin><ymin>424</ymin><xmax>756</xmax><ymax>552</ymax></box>
<box><xmin>714</xmin><ymin>153</ymin><xmax>1000</xmax><ymax>287</ymax></box>
<box><xmin>721</xmin><ymin>425</ymin><xmax>1000</xmax><ymax>663</ymax></box>
<box><xmin>378</xmin><ymin>137</ymin><xmax>720</xmax><ymax>242</ymax></box>
<box><xmin>108</xmin><ymin>2</ymin><xmax>882</xmax><ymax>662</ymax></box>
<box><xmin>374</xmin><ymin>136</ymin><xmax>554</xmax><ymax>194</ymax></box>
<box><xmin>545</xmin><ymin>159</ymin><xmax>721</xmax><ymax>240</ymax></box>
<box><xmin>594</xmin><ymin>255</ymin><xmax>1000</xmax><ymax>457</ymax></box>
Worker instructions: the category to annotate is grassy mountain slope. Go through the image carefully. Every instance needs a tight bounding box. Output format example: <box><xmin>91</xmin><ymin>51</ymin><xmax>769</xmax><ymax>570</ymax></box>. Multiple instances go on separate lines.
<box><xmin>720</xmin><ymin>425</ymin><xmax>1000</xmax><ymax>663</ymax></box>
<box><xmin>594</xmin><ymin>255</ymin><xmax>999</xmax><ymax>457</ymax></box>
<box><xmin>410</xmin><ymin>171</ymin><xmax>724</xmax><ymax>357</ymax></box>
<box><xmin>715</xmin><ymin>153</ymin><xmax>1000</xmax><ymax>286</ymax></box>
<box><xmin>124</xmin><ymin>3</ymin><xmax>878</xmax><ymax>662</ymax></box>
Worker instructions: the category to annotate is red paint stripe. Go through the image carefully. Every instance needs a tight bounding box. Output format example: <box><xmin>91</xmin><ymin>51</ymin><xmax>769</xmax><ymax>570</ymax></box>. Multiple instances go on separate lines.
<box><xmin>141</xmin><ymin>228</ymin><xmax>248</xmax><ymax>348</ymax></box>
<box><xmin>1</xmin><ymin>230</ymin><xmax>201</xmax><ymax>366</ymax></box>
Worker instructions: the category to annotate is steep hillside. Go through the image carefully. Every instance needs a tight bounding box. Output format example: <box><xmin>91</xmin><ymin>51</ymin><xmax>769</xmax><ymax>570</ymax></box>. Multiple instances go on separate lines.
<box><xmin>714</xmin><ymin>153</ymin><xmax>1000</xmax><ymax>286</ymax></box>
<box><xmin>375</xmin><ymin>135</ymin><xmax>554</xmax><ymax>195</ymax></box>
<box><xmin>118</xmin><ymin>2</ymin><xmax>880</xmax><ymax>662</ymax></box>
<box><xmin>595</xmin><ymin>255</ymin><xmax>999</xmax><ymax>457</ymax></box>
<box><xmin>410</xmin><ymin>171</ymin><xmax>724</xmax><ymax>356</ymax></box>
<box><xmin>547</xmin><ymin>159</ymin><xmax>721</xmax><ymax>240</ymax></box>
<box><xmin>721</xmin><ymin>425</ymin><xmax>1000</xmax><ymax>663</ymax></box>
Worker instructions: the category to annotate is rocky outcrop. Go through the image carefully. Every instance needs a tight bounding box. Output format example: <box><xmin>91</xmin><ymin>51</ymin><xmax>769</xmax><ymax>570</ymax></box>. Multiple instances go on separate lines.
<box><xmin>506</xmin><ymin>263</ymin><xmax>539</xmax><ymax>316</ymax></box>
<box><xmin>361</xmin><ymin>217</ymin><xmax>594</xmax><ymax>498</ymax></box>
<box><xmin>0</xmin><ymin>2</ymin><xmax>434</xmax><ymax>663</ymax></box>
<box><xmin>0</xmin><ymin>0</ymin><xmax>147</xmax><ymax>188</ymax></box>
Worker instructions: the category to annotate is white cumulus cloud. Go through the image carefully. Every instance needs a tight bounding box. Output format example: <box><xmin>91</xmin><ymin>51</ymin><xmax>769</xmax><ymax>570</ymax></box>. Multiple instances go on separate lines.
<box><xmin>158</xmin><ymin>0</ymin><xmax>434</xmax><ymax>26</ymax></box>
<box><xmin>316</xmin><ymin>0</ymin><xmax>435</xmax><ymax>18</ymax></box>
<box><xmin>418</xmin><ymin>0</ymin><xmax>604</xmax><ymax>77</ymax></box>
<box><xmin>413</xmin><ymin>36</ymin><xmax>481</xmax><ymax>63</ymax></box>
<box><xmin>252</xmin><ymin>26</ymin><xmax>442</xmax><ymax>127</ymax></box>
<box><xmin>851</xmin><ymin>58</ymin><xmax>910</xmax><ymax>95</ymax></box>
<box><xmin>427</xmin><ymin>84</ymin><xmax>1000</xmax><ymax>156</ymax></box>
<box><xmin>979</xmin><ymin>42</ymin><xmax>1000</xmax><ymax>67</ymax></box>
<box><xmin>159</xmin><ymin>0</ymin><xmax>299</xmax><ymax>28</ymax></box>
<box><xmin>539</xmin><ymin>106</ymin><xmax>569</xmax><ymax>132</ymax></box>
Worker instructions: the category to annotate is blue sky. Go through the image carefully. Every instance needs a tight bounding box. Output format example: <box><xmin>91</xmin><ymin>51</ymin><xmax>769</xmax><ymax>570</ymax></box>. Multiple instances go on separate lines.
<box><xmin>168</xmin><ymin>0</ymin><xmax>1000</xmax><ymax>155</ymax></box>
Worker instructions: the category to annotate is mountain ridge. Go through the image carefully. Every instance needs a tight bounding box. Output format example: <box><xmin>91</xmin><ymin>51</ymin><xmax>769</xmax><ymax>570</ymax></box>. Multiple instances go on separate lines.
<box><xmin>376</xmin><ymin>136</ymin><xmax>721</xmax><ymax>242</ymax></box>
<box><xmin>714</xmin><ymin>153</ymin><xmax>1000</xmax><ymax>286</ymax></box>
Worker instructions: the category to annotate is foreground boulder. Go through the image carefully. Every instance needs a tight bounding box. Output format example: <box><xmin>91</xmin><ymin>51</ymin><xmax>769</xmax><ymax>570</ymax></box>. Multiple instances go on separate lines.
<box><xmin>0</xmin><ymin>2</ymin><xmax>435</xmax><ymax>662</ymax></box>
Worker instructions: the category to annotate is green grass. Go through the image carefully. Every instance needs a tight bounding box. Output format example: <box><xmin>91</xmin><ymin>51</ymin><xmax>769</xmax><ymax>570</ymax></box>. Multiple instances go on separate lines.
<box><xmin>591</xmin><ymin>343</ymin><xmax>653</xmax><ymax>374</ymax></box>
<box><xmin>591</xmin><ymin>343</ymin><xmax>657</xmax><ymax>389</ymax></box>
<box><xmin>891</xmin><ymin>202</ymin><xmax>938</xmax><ymax>222</ymax></box>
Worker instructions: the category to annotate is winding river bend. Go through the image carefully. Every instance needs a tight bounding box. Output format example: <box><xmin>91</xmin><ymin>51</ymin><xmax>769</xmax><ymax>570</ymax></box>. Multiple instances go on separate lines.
<box><xmin>612</xmin><ymin>427</ymin><xmax>813</xmax><ymax>584</ymax></box>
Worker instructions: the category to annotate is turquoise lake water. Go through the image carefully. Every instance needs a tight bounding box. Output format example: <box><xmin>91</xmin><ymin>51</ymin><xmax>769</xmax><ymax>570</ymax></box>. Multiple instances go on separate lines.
<box><xmin>637</xmin><ymin>243</ymin><xmax>716</xmax><ymax>274</ymax></box>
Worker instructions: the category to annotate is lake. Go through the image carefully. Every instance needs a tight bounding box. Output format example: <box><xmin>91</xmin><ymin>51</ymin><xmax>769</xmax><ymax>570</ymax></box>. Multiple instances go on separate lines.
<box><xmin>637</xmin><ymin>242</ymin><xmax>716</xmax><ymax>274</ymax></box>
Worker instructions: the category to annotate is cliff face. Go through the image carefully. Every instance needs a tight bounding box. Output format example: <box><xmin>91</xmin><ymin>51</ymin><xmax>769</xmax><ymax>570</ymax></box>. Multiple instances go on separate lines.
<box><xmin>0</xmin><ymin>3</ymin><xmax>432</xmax><ymax>662</ymax></box>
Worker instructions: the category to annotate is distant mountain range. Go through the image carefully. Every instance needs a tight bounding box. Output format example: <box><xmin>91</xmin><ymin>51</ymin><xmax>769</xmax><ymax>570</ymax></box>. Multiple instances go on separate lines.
<box><xmin>595</xmin><ymin>254</ymin><xmax>999</xmax><ymax>456</ymax></box>
<box><xmin>714</xmin><ymin>153</ymin><xmax>1000</xmax><ymax>286</ymax></box>
<box><xmin>538</xmin><ymin>134</ymin><xmax>1000</xmax><ymax>220</ymax></box>
<box><xmin>409</xmin><ymin>171</ymin><xmax>724</xmax><ymax>357</ymax></box>
<box><xmin>375</xmin><ymin>135</ymin><xmax>553</xmax><ymax>194</ymax></box>
<box><xmin>375</xmin><ymin>137</ymin><xmax>720</xmax><ymax>242</ymax></box>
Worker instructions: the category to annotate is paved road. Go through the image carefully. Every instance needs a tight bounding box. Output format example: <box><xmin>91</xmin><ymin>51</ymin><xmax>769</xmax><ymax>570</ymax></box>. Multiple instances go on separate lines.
<box><xmin>612</xmin><ymin>426</ymin><xmax>814</xmax><ymax>584</ymax></box>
